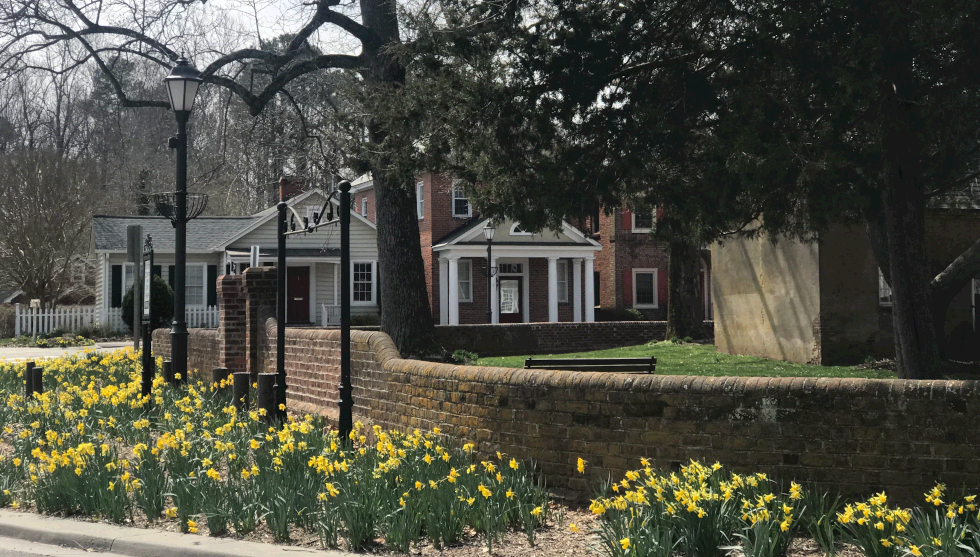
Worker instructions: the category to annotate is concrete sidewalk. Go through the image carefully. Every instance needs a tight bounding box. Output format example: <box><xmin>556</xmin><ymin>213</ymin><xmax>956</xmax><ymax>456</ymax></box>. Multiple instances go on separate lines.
<box><xmin>0</xmin><ymin>342</ymin><xmax>131</xmax><ymax>362</ymax></box>
<box><xmin>0</xmin><ymin>511</ymin><xmax>352</xmax><ymax>557</ymax></box>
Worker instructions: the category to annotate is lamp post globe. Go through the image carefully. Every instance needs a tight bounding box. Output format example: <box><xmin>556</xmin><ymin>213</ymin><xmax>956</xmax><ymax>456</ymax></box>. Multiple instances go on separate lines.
<box><xmin>165</xmin><ymin>57</ymin><xmax>202</xmax><ymax>386</ymax></box>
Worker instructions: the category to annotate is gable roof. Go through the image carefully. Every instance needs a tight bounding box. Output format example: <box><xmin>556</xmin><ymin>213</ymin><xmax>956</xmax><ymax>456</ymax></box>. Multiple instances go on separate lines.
<box><xmin>433</xmin><ymin>218</ymin><xmax>601</xmax><ymax>249</ymax></box>
<box><xmin>92</xmin><ymin>215</ymin><xmax>258</xmax><ymax>253</ymax></box>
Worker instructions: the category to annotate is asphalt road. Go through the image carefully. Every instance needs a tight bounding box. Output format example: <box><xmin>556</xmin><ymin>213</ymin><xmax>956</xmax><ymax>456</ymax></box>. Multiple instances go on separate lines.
<box><xmin>0</xmin><ymin>536</ymin><xmax>126</xmax><ymax>557</ymax></box>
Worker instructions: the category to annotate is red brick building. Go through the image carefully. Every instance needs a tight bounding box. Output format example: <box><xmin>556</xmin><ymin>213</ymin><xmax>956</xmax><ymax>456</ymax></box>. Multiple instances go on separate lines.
<box><xmin>352</xmin><ymin>173</ymin><xmax>601</xmax><ymax>324</ymax></box>
<box><xmin>589</xmin><ymin>208</ymin><xmax>712</xmax><ymax>321</ymax></box>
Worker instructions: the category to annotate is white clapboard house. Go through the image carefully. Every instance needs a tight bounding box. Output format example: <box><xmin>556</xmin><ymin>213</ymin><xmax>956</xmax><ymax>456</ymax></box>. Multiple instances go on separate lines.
<box><xmin>91</xmin><ymin>189</ymin><xmax>379</xmax><ymax>329</ymax></box>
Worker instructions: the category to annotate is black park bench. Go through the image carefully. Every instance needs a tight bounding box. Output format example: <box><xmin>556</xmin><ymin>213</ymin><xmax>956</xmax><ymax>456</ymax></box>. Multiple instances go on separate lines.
<box><xmin>523</xmin><ymin>356</ymin><xmax>656</xmax><ymax>373</ymax></box>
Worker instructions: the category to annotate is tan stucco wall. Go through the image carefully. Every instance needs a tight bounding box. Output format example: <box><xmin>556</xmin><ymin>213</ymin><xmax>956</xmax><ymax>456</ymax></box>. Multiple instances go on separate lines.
<box><xmin>817</xmin><ymin>225</ymin><xmax>888</xmax><ymax>364</ymax></box>
<box><xmin>712</xmin><ymin>234</ymin><xmax>820</xmax><ymax>364</ymax></box>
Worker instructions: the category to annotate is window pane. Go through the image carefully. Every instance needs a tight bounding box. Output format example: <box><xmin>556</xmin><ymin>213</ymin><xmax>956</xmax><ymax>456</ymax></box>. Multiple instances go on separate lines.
<box><xmin>557</xmin><ymin>261</ymin><xmax>567</xmax><ymax>302</ymax></box>
<box><xmin>186</xmin><ymin>266</ymin><xmax>204</xmax><ymax>306</ymax></box>
<box><xmin>354</xmin><ymin>263</ymin><xmax>373</xmax><ymax>302</ymax></box>
<box><xmin>635</xmin><ymin>272</ymin><xmax>655</xmax><ymax>305</ymax></box>
<box><xmin>458</xmin><ymin>260</ymin><xmax>471</xmax><ymax>301</ymax></box>
<box><xmin>634</xmin><ymin>212</ymin><xmax>654</xmax><ymax>229</ymax></box>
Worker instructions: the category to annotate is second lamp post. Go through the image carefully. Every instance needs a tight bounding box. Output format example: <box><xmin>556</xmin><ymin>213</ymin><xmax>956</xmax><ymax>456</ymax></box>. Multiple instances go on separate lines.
<box><xmin>484</xmin><ymin>223</ymin><xmax>496</xmax><ymax>324</ymax></box>
<box><xmin>163</xmin><ymin>58</ymin><xmax>203</xmax><ymax>383</ymax></box>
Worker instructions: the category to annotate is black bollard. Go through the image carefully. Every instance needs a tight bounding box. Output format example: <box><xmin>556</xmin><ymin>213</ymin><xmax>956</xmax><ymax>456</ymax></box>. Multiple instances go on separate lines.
<box><xmin>163</xmin><ymin>360</ymin><xmax>174</xmax><ymax>386</ymax></box>
<box><xmin>212</xmin><ymin>367</ymin><xmax>229</xmax><ymax>389</ymax></box>
<box><xmin>31</xmin><ymin>366</ymin><xmax>43</xmax><ymax>396</ymax></box>
<box><xmin>233</xmin><ymin>372</ymin><xmax>250</xmax><ymax>411</ymax></box>
<box><xmin>257</xmin><ymin>373</ymin><xmax>277</xmax><ymax>422</ymax></box>
<box><xmin>24</xmin><ymin>361</ymin><xmax>34</xmax><ymax>399</ymax></box>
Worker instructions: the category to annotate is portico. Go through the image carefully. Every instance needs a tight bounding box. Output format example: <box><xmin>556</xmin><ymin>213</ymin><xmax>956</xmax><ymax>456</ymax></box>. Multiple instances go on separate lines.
<box><xmin>433</xmin><ymin>219</ymin><xmax>600</xmax><ymax>325</ymax></box>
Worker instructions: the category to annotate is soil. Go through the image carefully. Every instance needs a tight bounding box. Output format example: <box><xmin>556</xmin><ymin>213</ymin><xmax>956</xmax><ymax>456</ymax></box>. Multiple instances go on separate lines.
<box><xmin>10</xmin><ymin>502</ymin><xmax>864</xmax><ymax>557</ymax></box>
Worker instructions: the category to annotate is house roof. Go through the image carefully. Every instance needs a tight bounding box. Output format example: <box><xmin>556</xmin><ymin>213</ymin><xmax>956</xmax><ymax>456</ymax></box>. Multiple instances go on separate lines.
<box><xmin>92</xmin><ymin>215</ymin><xmax>258</xmax><ymax>253</ymax></box>
<box><xmin>433</xmin><ymin>218</ymin><xmax>602</xmax><ymax>252</ymax></box>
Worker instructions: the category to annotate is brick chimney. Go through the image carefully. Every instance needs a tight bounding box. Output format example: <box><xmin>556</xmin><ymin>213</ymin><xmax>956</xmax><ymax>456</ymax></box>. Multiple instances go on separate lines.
<box><xmin>279</xmin><ymin>176</ymin><xmax>305</xmax><ymax>202</ymax></box>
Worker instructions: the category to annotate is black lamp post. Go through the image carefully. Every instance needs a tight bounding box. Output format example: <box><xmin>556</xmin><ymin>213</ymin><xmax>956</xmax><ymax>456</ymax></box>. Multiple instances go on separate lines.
<box><xmin>483</xmin><ymin>223</ymin><xmax>496</xmax><ymax>324</ymax></box>
<box><xmin>163</xmin><ymin>58</ymin><xmax>203</xmax><ymax>385</ymax></box>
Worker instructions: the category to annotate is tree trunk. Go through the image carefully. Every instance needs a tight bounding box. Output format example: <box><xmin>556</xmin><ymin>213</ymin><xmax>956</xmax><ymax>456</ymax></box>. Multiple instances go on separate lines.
<box><xmin>665</xmin><ymin>239</ymin><xmax>705</xmax><ymax>340</ymax></box>
<box><xmin>361</xmin><ymin>0</ymin><xmax>436</xmax><ymax>357</ymax></box>
<box><xmin>879</xmin><ymin>60</ymin><xmax>941</xmax><ymax>378</ymax></box>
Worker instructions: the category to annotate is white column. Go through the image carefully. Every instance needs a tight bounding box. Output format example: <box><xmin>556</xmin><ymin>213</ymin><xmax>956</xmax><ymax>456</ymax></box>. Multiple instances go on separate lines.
<box><xmin>584</xmin><ymin>256</ymin><xmax>595</xmax><ymax>322</ymax></box>
<box><xmin>439</xmin><ymin>258</ymin><xmax>449</xmax><ymax>325</ymax></box>
<box><xmin>573</xmin><ymin>258</ymin><xmax>583</xmax><ymax>322</ymax></box>
<box><xmin>448</xmin><ymin>256</ymin><xmax>460</xmax><ymax>325</ymax></box>
<box><xmin>491</xmin><ymin>257</ymin><xmax>499</xmax><ymax>324</ymax></box>
<box><xmin>547</xmin><ymin>256</ymin><xmax>559</xmax><ymax>322</ymax></box>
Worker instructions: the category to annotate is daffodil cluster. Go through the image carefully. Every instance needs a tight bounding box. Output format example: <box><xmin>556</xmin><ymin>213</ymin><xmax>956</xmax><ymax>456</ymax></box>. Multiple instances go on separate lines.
<box><xmin>0</xmin><ymin>352</ymin><xmax>550</xmax><ymax>552</ymax></box>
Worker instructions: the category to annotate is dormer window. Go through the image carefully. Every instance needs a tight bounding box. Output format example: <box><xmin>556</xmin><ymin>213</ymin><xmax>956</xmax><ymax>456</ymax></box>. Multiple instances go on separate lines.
<box><xmin>452</xmin><ymin>183</ymin><xmax>471</xmax><ymax>217</ymax></box>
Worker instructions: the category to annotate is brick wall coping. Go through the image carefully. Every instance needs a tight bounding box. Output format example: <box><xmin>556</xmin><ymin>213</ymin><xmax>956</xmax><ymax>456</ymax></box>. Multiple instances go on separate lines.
<box><xmin>357</xmin><ymin>328</ymin><xmax>980</xmax><ymax>398</ymax></box>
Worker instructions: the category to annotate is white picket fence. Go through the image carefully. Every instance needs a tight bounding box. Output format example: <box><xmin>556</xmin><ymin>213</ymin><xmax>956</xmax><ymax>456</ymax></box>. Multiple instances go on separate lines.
<box><xmin>15</xmin><ymin>304</ymin><xmax>219</xmax><ymax>336</ymax></box>
<box><xmin>15</xmin><ymin>305</ymin><xmax>98</xmax><ymax>337</ymax></box>
<box><xmin>321</xmin><ymin>304</ymin><xmax>341</xmax><ymax>326</ymax></box>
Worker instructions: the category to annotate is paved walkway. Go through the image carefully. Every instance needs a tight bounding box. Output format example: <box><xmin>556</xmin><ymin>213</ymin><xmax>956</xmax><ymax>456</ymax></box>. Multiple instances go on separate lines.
<box><xmin>0</xmin><ymin>510</ymin><xmax>351</xmax><ymax>557</ymax></box>
<box><xmin>0</xmin><ymin>342</ymin><xmax>132</xmax><ymax>362</ymax></box>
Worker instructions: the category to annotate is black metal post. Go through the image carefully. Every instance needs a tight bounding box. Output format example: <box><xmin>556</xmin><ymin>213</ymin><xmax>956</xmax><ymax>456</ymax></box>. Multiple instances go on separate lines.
<box><xmin>338</xmin><ymin>181</ymin><xmax>353</xmax><ymax>441</ymax></box>
<box><xmin>233</xmin><ymin>372</ymin><xmax>250</xmax><ymax>411</ymax></box>
<box><xmin>141</xmin><ymin>239</ymin><xmax>155</xmax><ymax>400</ymax></box>
<box><xmin>25</xmin><ymin>361</ymin><xmax>34</xmax><ymax>399</ymax></box>
<box><xmin>486</xmin><ymin>238</ymin><xmax>493</xmax><ymax>324</ymax></box>
<box><xmin>171</xmin><ymin>112</ymin><xmax>189</xmax><ymax>386</ymax></box>
<box><xmin>275</xmin><ymin>201</ymin><xmax>288</xmax><ymax>422</ymax></box>
<box><xmin>163</xmin><ymin>359</ymin><xmax>174</xmax><ymax>386</ymax></box>
<box><xmin>212</xmin><ymin>367</ymin><xmax>229</xmax><ymax>389</ymax></box>
<box><xmin>31</xmin><ymin>367</ymin><xmax>43</xmax><ymax>395</ymax></box>
<box><xmin>257</xmin><ymin>373</ymin><xmax>276</xmax><ymax>423</ymax></box>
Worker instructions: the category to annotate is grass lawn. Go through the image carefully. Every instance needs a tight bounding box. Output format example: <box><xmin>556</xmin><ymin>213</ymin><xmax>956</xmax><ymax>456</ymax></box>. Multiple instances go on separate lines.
<box><xmin>472</xmin><ymin>341</ymin><xmax>898</xmax><ymax>379</ymax></box>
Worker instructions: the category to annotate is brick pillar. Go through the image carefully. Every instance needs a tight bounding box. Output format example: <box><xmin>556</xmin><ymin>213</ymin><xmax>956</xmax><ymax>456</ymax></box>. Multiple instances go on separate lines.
<box><xmin>217</xmin><ymin>275</ymin><xmax>246</xmax><ymax>374</ymax></box>
<box><xmin>243</xmin><ymin>267</ymin><xmax>278</xmax><ymax>379</ymax></box>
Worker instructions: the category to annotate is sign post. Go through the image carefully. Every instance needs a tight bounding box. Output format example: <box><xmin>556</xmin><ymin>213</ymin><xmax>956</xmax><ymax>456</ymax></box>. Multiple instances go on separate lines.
<box><xmin>140</xmin><ymin>236</ymin><xmax>155</xmax><ymax>400</ymax></box>
<box><xmin>127</xmin><ymin>225</ymin><xmax>143</xmax><ymax>350</ymax></box>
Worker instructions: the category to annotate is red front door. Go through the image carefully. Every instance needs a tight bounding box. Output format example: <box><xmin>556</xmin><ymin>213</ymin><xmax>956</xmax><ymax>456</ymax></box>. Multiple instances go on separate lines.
<box><xmin>287</xmin><ymin>267</ymin><xmax>310</xmax><ymax>323</ymax></box>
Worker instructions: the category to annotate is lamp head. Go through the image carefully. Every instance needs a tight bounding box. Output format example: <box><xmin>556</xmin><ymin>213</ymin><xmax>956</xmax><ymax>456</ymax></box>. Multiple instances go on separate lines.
<box><xmin>164</xmin><ymin>58</ymin><xmax>203</xmax><ymax>114</ymax></box>
<box><xmin>483</xmin><ymin>223</ymin><xmax>495</xmax><ymax>241</ymax></box>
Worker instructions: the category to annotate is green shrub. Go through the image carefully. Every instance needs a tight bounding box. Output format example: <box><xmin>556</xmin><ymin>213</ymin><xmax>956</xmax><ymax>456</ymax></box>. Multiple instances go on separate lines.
<box><xmin>121</xmin><ymin>276</ymin><xmax>173</xmax><ymax>333</ymax></box>
<box><xmin>350</xmin><ymin>313</ymin><xmax>380</xmax><ymax>326</ymax></box>
<box><xmin>449</xmin><ymin>350</ymin><xmax>479</xmax><ymax>364</ymax></box>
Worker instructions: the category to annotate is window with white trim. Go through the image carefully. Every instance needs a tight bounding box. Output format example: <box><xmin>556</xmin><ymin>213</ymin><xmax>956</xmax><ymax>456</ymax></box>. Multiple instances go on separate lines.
<box><xmin>452</xmin><ymin>183</ymin><xmax>471</xmax><ymax>217</ymax></box>
<box><xmin>458</xmin><ymin>260</ymin><xmax>472</xmax><ymax>302</ymax></box>
<box><xmin>186</xmin><ymin>265</ymin><xmax>205</xmax><ymax>306</ymax></box>
<box><xmin>361</xmin><ymin>197</ymin><xmax>368</xmax><ymax>217</ymax></box>
<box><xmin>353</xmin><ymin>262</ymin><xmax>374</xmax><ymax>304</ymax></box>
<box><xmin>633</xmin><ymin>268</ymin><xmax>658</xmax><ymax>308</ymax></box>
<box><xmin>122</xmin><ymin>263</ymin><xmax>136</xmax><ymax>294</ymax></box>
<box><xmin>879</xmin><ymin>269</ymin><xmax>892</xmax><ymax>307</ymax></box>
<box><xmin>557</xmin><ymin>260</ymin><xmax>568</xmax><ymax>302</ymax></box>
<box><xmin>416</xmin><ymin>182</ymin><xmax>425</xmax><ymax>219</ymax></box>
<box><xmin>632</xmin><ymin>211</ymin><xmax>655</xmax><ymax>233</ymax></box>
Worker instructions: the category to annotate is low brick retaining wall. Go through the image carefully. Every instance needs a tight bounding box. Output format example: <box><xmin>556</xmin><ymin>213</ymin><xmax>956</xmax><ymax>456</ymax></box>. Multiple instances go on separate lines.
<box><xmin>434</xmin><ymin>320</ymin><xmax>713</xmax><ymax>357</ymax></box>
<box><xmin>151</xmin><ymin>329</ymin><xmax>219</xmax><ymax>381</ymax></box>
<box><xmin>155</xmin><ymin>325</ymin><xmax>980</xmax><ymax>503</ymax></box>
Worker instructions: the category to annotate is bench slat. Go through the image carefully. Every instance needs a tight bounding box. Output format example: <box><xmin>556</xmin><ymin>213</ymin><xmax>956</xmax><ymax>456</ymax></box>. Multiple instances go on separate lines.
<box><xmin>524</xmin><ymin>356</ymin><xmax>656</xmax><ymax>373</ymax></box>
<box><xmin>525</xmin><ymin>357</ymin><xmax>656</xmax><ymax>366</ymax></box>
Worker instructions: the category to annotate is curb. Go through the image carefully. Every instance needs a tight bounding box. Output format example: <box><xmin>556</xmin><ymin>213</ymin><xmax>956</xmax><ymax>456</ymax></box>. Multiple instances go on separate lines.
<box><xmin>0</xmin><ymin>511</ymin><xmax>352</xmax><ymax>557</ymax></box>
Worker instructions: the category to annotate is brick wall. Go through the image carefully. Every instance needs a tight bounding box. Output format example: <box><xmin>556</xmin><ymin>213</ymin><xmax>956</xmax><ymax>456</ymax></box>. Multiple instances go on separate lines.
<box><xmin>151</xmin><ymin>328</ymin><xmax>220</xmax><ymax>382</ymax></box>
<box><xmin>595</xmin><ymin>208</ymin><xmax>673</xmax><ymax>318</ymax></box>
<box><xmin>434</xmin><ymin>321</ymin><xmax>676</xmax><ymax>356</ymax></box>
<box><xmin>157</xmin><ymin>321</ymin><xmax>980</xmax><ymax>503</ymax></box>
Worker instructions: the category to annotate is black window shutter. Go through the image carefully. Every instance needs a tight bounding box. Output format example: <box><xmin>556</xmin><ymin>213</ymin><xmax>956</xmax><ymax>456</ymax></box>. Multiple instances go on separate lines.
<box><xmin>168</xmin><ymin>265</ymin><xmax>176</xmax><ymax>293</ymax></box>
<box><xmin>111</xmin><ymin>265</ymin><xmax>122</xmax><ymax>308</ymax></box>
<box><xmin>152</xmin><ymin>265</ymin><xmax>162</xmax><ymax>278</ymax></box>
<box><xmin>207</xmin><ymin>265</ymin><xmax>218</xmax><ymax>307</ymax></box>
